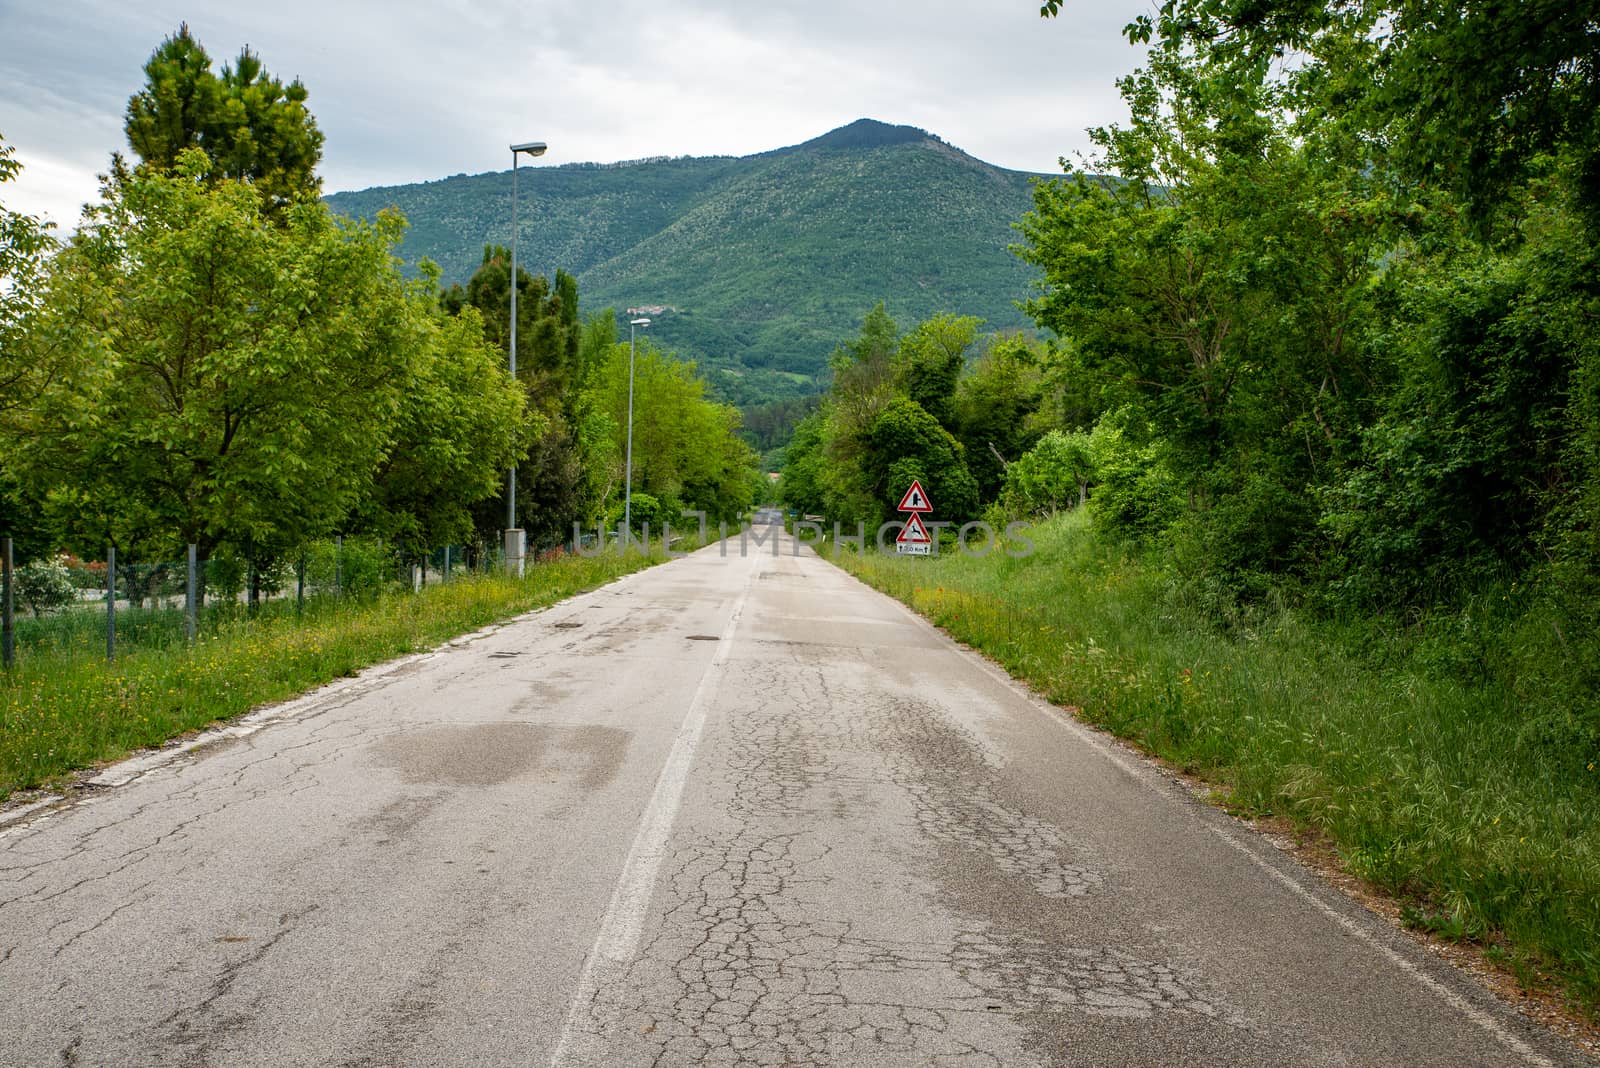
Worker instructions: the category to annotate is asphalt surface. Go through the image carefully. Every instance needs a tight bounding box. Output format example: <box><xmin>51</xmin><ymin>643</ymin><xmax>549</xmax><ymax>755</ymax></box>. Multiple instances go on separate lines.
<box><xmin>0</xmin><ymin>533</ymin><xmax>1585</xmax><ymax>1066</ymax></box>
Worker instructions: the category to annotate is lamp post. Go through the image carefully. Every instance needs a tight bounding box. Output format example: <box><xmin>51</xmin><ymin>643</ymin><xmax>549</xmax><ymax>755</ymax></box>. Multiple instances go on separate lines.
<box><xmin>505</xmin><ymin>139</ymin><xmax>547</xmax><ymax>576</ymax></box>
<box><xmin>623</xmin><ymin>315</ymin><xmax>651</xmax><ymax>537</ymax></box>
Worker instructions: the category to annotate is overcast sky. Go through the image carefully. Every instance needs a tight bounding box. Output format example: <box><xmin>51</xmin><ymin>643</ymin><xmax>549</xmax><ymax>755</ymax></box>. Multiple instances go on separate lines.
<box><xmin>1</xmin><ymin>0</ymin><xmax>1150</xmax><ymax>230</ymax></box>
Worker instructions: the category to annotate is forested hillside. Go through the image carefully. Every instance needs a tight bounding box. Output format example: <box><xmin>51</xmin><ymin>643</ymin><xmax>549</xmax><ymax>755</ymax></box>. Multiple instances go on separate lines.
<box><xmin>324</xmin><ymin>120</ymin><xmax>1050</xmax><ymax>405</ymax></box>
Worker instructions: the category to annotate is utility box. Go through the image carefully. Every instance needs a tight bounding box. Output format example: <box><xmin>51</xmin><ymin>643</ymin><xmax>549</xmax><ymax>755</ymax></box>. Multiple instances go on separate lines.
<box><xmin>504</xmin><ymin>528</ymin><xmax>526</xmax><ymax>578</ymax></box>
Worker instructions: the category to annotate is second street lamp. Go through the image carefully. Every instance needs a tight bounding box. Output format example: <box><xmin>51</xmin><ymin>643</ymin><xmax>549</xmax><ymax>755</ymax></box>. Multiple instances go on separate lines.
<box><xmin>623</xmin><ymin>315</ymin><xmax>651</xmax><ymax>538</ymax></box>
<box><xmin>505</xmin><ymin>139</ymin><xmax>547</xmax><ymax>576</ymax></box>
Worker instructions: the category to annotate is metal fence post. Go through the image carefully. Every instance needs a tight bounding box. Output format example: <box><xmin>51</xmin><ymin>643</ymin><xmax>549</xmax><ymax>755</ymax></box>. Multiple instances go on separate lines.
<box><xmin>335</xmin><ymin>535</ymin><xmax>343</xmax><ymax>599</ymax></box>
<box><xmin>297</xmin><ymin>554</ymin><xmax>306</xmax><ymax>614</ymax></box>
<box><xmin>444</xmin><ymin>545</ymin><xmax>451</xmax><ymax>582</ymax></box>
<box><xmin>2</xmin><ymin>537</ymin><xmax>14</xmax><ymax>670</ymax></box>
<box><xmin>106</xmin><ymin>545</ymin><xmax>116</xmax><ymax>663</ymax></box>
<box><xmin>186</xmin><ymin>544</ymin><xmax>197</xmax><ymax>645</ymax></box>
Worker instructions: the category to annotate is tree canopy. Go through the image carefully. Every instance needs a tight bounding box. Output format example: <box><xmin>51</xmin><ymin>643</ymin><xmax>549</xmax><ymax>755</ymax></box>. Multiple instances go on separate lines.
<box><xmin>591</xmin><ymin>337</ymin><xmax>760</xmax><ymax>527</ymax></box>
<box><xmin>1043</xmin><ymin>0</ymin><xmax>1600</xmax><ymax>226</ymax></box>
<box><xmin>1018</xmin><ymin>0</ymin><xmax>1600</xmax><ymax>611</ymax></box>
<box><xmin>0</xmin><ymin>35</ymin><xmax>558</xmax><ymax>577</ymax></box>
<box><xmin>7</xmin><ymin>151</ymin><xmax>520</xmax><ymax>566</ymax></box>
<box><xmin>0</xmin><ymin>135</ymin><xmax>56</xmax><ymax>416</ymax></box>
<box><xmin>124</xmin><ymin>23</ymin><xmax>324</xmax><ymax>211</ymax></box>
<box><xmin>781</xmin><ymin>306</ymin><xmax>986</xmax><ymax>530</ymax></box>
<box><xmin>0</xmin><ymin>136</ymin><xmax>61</xmax><ymax>562</ymax></box>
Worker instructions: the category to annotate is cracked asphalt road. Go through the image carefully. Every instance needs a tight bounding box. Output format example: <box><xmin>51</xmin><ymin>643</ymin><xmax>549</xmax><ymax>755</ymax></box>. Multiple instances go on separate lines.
<box><xmin>0</xmin><ymin>535</ymin><xmax>1583</xmax><ymax>1066</ymax></box>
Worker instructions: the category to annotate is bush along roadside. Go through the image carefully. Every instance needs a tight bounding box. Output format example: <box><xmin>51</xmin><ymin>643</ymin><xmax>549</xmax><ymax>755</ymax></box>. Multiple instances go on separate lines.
<box><xmin>834</xmin><ymin>509</ymin><xmax>1600</xmax><ymax>1020</ymax></box>
<box><xmin>0</xmin><ymin>545</ymin><xmax>673</xmax><ymax>800</ymax></box>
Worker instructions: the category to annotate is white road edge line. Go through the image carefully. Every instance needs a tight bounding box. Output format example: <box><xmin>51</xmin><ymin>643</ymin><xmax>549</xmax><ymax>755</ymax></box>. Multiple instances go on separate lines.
<box><xmin>1205</xmin><ymin>822</ymin><xmax>1556</xmax><ymax>1067</ymax></box>
<box><xmin>549</xmin><ymin>554</ymin><xmax>756</xmax><ymax>1068</ymax></box>
<box><xmin>854</xmin><ymin>568</ymin><xmax>1557</xmax><ymax>1068</ymax></box>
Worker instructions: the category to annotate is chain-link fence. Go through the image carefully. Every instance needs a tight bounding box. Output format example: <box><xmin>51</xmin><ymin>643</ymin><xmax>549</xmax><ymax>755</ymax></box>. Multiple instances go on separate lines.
<box><xmin>1</xmin><ymin>536</ymin><xmax>508</xmax><ymax>668</ymax></box>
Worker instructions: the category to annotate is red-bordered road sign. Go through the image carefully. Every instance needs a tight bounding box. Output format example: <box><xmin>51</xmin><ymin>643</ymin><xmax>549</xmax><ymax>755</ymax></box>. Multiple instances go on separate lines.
<box><xmin>895</xmin><ymin>513</ymin><xmax>932</xmax><ymax>544</ymax></box>
<box><xmin>897</xmin><ymin>480</ymin><xmax>932</xmax><ymax>513</ymax></box>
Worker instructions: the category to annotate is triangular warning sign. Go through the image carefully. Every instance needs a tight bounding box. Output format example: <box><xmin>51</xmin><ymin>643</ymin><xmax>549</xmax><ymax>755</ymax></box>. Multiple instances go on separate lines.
<box><xmin>897</xmin><ymin>480</ymin><xmax>933</xmax><ymax>513</ymax></box>
<box><xmin>896</xmin><ymin>513</ymin><xmax>932</xmax><ymax>543</ymax></box>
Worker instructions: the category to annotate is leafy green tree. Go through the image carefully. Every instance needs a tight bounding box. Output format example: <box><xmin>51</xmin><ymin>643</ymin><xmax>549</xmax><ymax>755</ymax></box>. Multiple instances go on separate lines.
<box><xmin>442</xmin><ymin>246</ymin><xmax>580</xmax><ymax>394</ymax></box>
<box><xmin>1053</xmin><ymin>0</ymin><xmax>1600</xmax><ymax>228</ymax></box>
<box><xmin>828</xmin><ymin>303</ymin><xmax>899</xmax><ymax>435</ymax></box>
<box><xmin>11</xmin><ymin>151</ymin><xmax>416</xmax><ymax>566</ymax></box>
<box><xmin>0</xmin><ymin>135</ymin><xmax>56</xmax><ymax>413</ymax></box>
<box><xmin>895</xmin><ymin>313</ymin><xmax>980</xmax><ymax>430</ymax></box>
<box><xmin>358</xmin><ymin>299</ymin><xmax>526</xmax><ymax>561</ymax></box>
<box><xmin>0</xmin><ymin>136</ymin><xmax>63</xmax><ymax>560</ymax></box>
<box><xmin>618</xmin><ymin>492</ymin><xmax>668</xmax><ymax>534</ymax></box>
<box><xmin>1319</xmin><ymin>200</ymin><xmax>1600</xmax><ymax>603</ymax></box>
<box><xmin>952</xmin><ymin>334</ymin><xmax>1047</xmax><ymax>501</ymax></box>
<box><xmin>1085</xmin><ymin>408</ymin><xmax>1184</xmax><ymax>540</ymax></box>
<box><xmin>741</xmin><ymin>394</ymin><xmax>822</xmax><ymax>454</ymax></box>
<box><xmin>866</xmin><ymin>398</ymin><xmax>979</xmax><ymax>524</ymax></box>
<box><xmin>0</xmin><ymin>473</ymin><xmax>56</xmax><ymax>566</ymax></box>
<box><xmin>778</xmin><ymin>411</ymin><xmax>829</xmax><ymax>516</ymax></box>
<box><xmin>1017</xmin><ymin>37</ymin><xmax>1397</xmax><ymax>565</ymax></box>
<box><xmin>564</xmin><ymin>312</ymin><xmax>624</xmax><ymax>525</ymax></box>
<box><xmin>591</xmin><ymin>337</ymin><xmax>757</xmax><ymax>524</ymax></box>
<box><xmin>124</xmin><ymin>24</ymin><xmax>324</xmax><ymax>211</ymax></box>
<box><xmin>1002</xmin><ymin>430</ymin><xmax>1095</xmax><ymax>517</ymax></box>
<box><xmin>1032</xmin><ymin>340</ymin><xmax>1120</xmax><ymax>435</ymax></box>
<box><xmin>781</xmin><ymin>308</ymin><xmax>1037</xmax><ymax>525</ymax></box>
<box><xmin>821</xmin><ymin>304</ymin><xmax>902</xmax><ymax>520</ymax></box>
<box><xmin>445</xmin><ymin>246</ymin><xmax>592</xmax><ymax>547</ymax></box>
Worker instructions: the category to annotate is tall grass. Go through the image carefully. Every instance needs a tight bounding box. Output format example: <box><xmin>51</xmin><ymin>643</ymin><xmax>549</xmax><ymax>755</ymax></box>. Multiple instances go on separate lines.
<box><xmin>838</xmin><ymin>510</ymin><xmax>1600</xmax><ymax>1016</ymax></box>
<box><xmin>0</xmin><ymin>548</ymin><xmax>666</xmax><ymax>798</ymax></box>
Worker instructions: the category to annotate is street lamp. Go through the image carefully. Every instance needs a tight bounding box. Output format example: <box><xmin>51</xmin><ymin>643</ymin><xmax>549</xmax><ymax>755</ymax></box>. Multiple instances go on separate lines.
<box><xmin>623</xmin><ymin>315</ymin><xmax>651</xmax><ymax>538</ymax></box>
<box><xmin>505</xmin><ymin>139</ymin><xmax>547</xmax><ymax>576</ymax></box>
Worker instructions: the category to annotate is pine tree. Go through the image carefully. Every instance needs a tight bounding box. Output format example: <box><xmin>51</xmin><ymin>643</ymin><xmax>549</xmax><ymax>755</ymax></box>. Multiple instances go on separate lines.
<box><xmin>123</xmin><ymin>24</ymin><xmax>324</xmax><ymax>211</ymax></box>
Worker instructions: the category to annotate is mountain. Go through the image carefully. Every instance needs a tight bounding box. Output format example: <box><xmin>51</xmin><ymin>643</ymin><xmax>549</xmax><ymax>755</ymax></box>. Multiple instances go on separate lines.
<box><xmin>324</xmin><ymin>119</ymin><xmax>1057</xmax><ymax>405</ymax></box>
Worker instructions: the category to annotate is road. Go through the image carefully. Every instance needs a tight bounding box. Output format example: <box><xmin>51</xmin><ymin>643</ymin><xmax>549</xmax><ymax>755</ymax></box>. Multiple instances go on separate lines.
<box><xmin>0</xmin><ymin>534</ymin><xmax>1583</xmax><ymax>1066</ymax></box>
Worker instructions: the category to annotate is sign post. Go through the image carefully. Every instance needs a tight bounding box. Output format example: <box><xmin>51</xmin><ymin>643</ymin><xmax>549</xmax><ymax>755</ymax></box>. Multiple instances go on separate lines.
<box><xmin>894</xmin><ymin>479</ymin><xmax>934</xmax><ymax>556</ymax></box>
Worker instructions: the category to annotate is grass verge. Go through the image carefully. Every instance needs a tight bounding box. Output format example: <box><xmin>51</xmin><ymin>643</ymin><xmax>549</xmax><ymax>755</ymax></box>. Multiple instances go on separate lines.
<box><xmin>834</xmin><ymin>510</ymin><xmax>1600</xmax><ymax>1018</ymax></box>
<box><xmin>0</xmin><ymin>547</ymin><xmax>667</xmax><ymax>799</ymax></box>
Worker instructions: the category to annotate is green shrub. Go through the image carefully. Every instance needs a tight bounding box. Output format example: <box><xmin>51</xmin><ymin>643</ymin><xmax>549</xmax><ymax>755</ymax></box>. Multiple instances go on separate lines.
<box><xmin>1001</xmin><ymin>429</ymin><xmax>1093</xmax><ymax>517</ymax></box>
<box><xmin>1087</xmin><ymin>409</ymin><xmax>1183</xmax><ymax>540</ymax></box>
<box><xmin>204</xmin><ymin>548</ymin><xmax>246</xmax><ymax>603</ymax></box>
<box><xmin>15</xmin><ymin>554</ymin><xmax>76</xmax><ymax>617</ymax></box>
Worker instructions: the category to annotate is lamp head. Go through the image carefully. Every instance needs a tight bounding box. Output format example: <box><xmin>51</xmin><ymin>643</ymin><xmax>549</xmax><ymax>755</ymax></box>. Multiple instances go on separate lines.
<box><xmin>510</xmin><ymin>141</ymin><xmax>548</xmax><ymax>157</ymax></box>
<box><xmin>631</xmin><ymin>317</ymin><xmax>652</xmax><ymax>326</ymax></box>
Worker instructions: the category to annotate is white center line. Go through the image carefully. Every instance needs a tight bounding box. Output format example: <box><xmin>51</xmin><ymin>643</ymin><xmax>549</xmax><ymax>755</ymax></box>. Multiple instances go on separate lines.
<box><xmin>548</xmin><ymin>550</ymin><xmax>759</xmax><ymax>1067</ymax></box>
